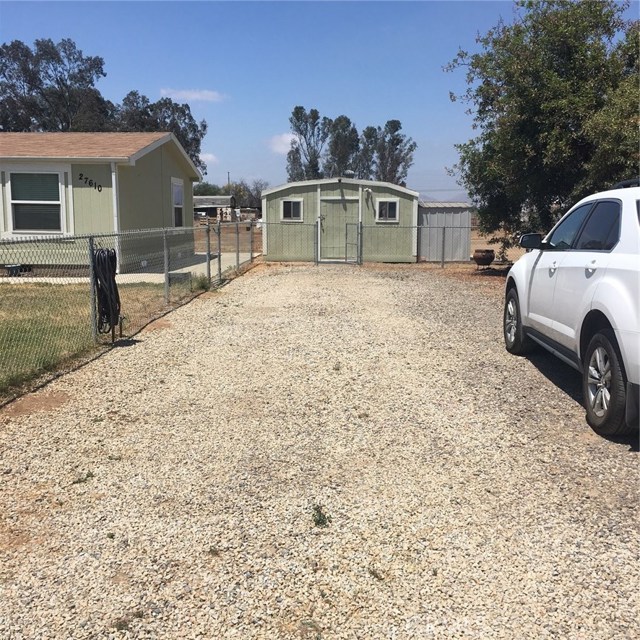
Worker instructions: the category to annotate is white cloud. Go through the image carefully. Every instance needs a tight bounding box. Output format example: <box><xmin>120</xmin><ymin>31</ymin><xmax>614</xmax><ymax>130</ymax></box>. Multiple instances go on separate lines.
<box><xmin>160</xmin><ymin>88</ymin><xmax>225</xmax><ymax>102</ymax></box>
<box><xmin>200</xmin><ymin>153</ymin><xmax>219</xmax><ymax>164</ymax></box>
<box><xmin>268</xmin><ymin>133</ymin><xmax>296</xmax><ymax>155</ymax></box>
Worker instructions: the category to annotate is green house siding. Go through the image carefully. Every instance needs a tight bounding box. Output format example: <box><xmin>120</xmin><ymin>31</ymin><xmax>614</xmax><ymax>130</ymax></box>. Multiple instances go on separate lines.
<box><xmin>117</xmin><ymin>144</ymin><xmax>194</xmax><ymax>232</ymax></box>
<box><xmin>115</xmin><ymin>144</ymin><xmax>196</xmax><ymax>270</ymax></box>
<box><xmin>263</xmin><ymin>185</ymin><xmax>318</xmax><ymax>261</ymax></box>
<box><xmin>71</xmin><ymin>163</ymin><xmax>113</xmax><ymax>235</ymax></box>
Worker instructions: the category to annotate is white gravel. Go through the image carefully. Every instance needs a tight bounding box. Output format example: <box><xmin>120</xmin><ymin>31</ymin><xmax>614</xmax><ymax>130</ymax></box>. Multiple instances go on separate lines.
<box><xmin>0</xmin><ymin>262</ymin><xmax>638</xmax><ymax>639</ymax></box>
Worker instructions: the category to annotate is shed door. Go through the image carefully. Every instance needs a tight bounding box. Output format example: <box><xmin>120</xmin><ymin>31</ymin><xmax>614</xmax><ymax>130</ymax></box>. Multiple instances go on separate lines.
<box><xmin>319</xmin><ymin>199</ymin><xmax>358</xmax><ymax>261</ymax></box>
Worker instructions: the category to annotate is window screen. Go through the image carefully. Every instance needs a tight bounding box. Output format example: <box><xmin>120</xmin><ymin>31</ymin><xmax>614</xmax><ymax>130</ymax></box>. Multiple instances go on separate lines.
<box><xmin>283</xmin><ymin>201</ymin><xmax>302</xmax><ymax>220</ymax></box>
<box><xmin>377</xmin><ymin>201</ymin><xmax>398</xmax><ymax>221</ymax></box>
<box><xmin>172</xmin><ymin>180</ymin><xmax>184</xmax><ymax>227</ymax></box>
<box><xmin>11</xmin><ymin>173</ymin><xmax>61</xmax><ymax>232</ymax></box>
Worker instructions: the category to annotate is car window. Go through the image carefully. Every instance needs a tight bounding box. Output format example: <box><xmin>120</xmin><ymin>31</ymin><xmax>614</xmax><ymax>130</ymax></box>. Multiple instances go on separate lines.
<box><xmin>546</xmin><ymin>203</ymin><xmax>593</xmax><ymax>250</ymax></box>
<box><xmin>574</xmin><ymin>200</ymin><xmax>621</xmax><ymax>251</ymax></box>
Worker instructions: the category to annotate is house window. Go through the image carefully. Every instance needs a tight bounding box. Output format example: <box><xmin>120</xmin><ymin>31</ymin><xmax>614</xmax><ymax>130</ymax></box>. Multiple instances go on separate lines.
<box><xmin>10</xmin><ymin>172</ymin><xmax>63</xmax><ymax>232</ymax></box>
<box><xmin>376</xmin><ymin>199</ymin><xmax>399</xmax><ymax>222</ymax></box>
<box><xmin>281</xmin><ymin>199</ymin><xmax>303</xmax><ymax>221</ymax></box>
<box><xmin>172</xmin><ymin>178</ymin><xmax>184</xmax><ymax>227</ymax></box>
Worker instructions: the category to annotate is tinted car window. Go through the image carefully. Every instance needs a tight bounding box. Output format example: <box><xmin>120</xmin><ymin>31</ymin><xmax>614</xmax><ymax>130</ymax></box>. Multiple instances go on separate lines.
<box><xmin>575</xmin><ymin>201</ymin><xmax>621</xmax><ymax>251</ymax></box>
<box><xmin>547</xmin><ymin>203</ymin><xmax>593</xmax><ymax>250</ymax></box>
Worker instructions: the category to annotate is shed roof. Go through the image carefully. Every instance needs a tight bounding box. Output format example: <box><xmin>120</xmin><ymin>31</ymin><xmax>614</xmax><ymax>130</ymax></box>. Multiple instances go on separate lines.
<box><xmin>0</xmin><ymin>132</ymin><xmax>201</xmax><ymax>179</ymax></box>
<box><xmin>194</xmin><ymin>195</ymin><xmax>235</xmax><ymax>207</ymax></box>
<box><xmin>418</xmin><ymin>201</ymin><xmax>474</xmax><ymax>209</ymax></box>
<box><xmin>263</xmin><ymin>177</ymin><xmax>420</xmax><ymax>198</ymax></box>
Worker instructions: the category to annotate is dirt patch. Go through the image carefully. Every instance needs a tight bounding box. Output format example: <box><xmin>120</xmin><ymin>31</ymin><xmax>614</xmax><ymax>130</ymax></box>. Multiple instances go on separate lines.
<box><xmin>140</xmin><ymin>318</ymin><xmax>173</xmax><ymax>333</ymax></box>
<box><xmin>1</xmin><ymin>390</ymin><xmax>71</xmax><ymax>417</ymax></box>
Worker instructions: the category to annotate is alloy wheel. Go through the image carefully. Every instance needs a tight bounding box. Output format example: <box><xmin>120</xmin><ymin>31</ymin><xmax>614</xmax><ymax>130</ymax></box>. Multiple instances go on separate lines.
<box><xmin>586</xmin><ymin>346</ymin><xmax>612</xmax><ymax>418</ymax></box>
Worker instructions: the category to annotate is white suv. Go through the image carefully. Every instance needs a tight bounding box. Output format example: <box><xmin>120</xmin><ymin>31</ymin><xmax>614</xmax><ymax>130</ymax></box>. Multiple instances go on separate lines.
<box><xmin>504</xmin><ymin>182</ymin><xmax>639</xmax><ymax>436</ymax></box>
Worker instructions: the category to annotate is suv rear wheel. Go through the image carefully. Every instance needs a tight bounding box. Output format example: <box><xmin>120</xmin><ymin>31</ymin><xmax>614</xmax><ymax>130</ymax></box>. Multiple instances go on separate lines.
<box><xmin>583</xmin><ymin>329</ymin><xmax>630</xmax><ymax>435</ymax></box>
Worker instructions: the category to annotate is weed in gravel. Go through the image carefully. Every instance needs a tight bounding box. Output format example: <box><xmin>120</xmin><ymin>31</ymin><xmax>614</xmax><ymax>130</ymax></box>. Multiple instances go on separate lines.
<box><xmin>208</xmin><ymin>545</ymin><xmax>221</xmax><ymax>556</ymax></box>
<box><xmin>192</xmin><ymin>274</ymin><xmax>211</xmax><ymax>292</ymax></box>
<box><xmin>71</xmin><ymin>470</ymin><xmax>94</xmax><ymax>485</ymax></box>
<box><xmin>368</xmin><ymin>566</ymin><xmax>384</xmax><ymax>581</ymax></box>
<box><xmin>113</xmin><ymin>618</ymin><xmax>130</xmax><ymax>631</ymax></box>
<box><xmin>312</xmin><ymin>503</ymin><xmax>331</xmax><ymax>527</ymax></box>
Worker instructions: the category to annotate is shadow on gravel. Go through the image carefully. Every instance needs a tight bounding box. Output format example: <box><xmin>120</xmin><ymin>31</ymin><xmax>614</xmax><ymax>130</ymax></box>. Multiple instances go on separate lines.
<box><xmin>527</xmin><ymin>350</ymin><xmax>639</xmax><ymax>452</ymax></box>
<box><xmin>112</xmin><ymin>339</ymin><xmax>142</xmax><ymax>348</ymax></box>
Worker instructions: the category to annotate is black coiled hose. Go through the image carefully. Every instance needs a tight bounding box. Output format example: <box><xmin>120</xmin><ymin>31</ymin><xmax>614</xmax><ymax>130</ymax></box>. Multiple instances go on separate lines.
<box><xmin>92</xmin><ymin>248</ymin><xmax>121</xmax><ymax>334</ymax></box>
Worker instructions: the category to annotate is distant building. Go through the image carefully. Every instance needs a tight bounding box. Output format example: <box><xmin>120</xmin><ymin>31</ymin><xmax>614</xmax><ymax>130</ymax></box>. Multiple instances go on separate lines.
<box><xmin>193</xmin><ymin>195</ymin><xmax>236</xmax><ymax>221</ymax></box>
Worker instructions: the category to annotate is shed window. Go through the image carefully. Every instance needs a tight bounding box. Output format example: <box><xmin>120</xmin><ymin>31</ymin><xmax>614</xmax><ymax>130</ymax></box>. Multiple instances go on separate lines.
<box><xmin>10</xmin><ymin>172</ymin><xmax>63</xmax><ymax>232</ymax></box>
<box><xmin>172</xmin><ymin>178</ymin><xmax>184</xmax><ymax>227</ymax></box>
<box><xmin>281</xmin><ymin>199</ymin><xmax>303</xmax><ymax>221</ymax></box>
<box><xmin>376</xmin><ymin>199</ymin><xmax>398</xmax><ymax>222</ymax></box>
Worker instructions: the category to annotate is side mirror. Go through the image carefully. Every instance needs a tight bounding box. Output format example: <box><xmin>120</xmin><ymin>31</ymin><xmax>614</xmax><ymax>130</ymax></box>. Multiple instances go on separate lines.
<box><xmin>519</xmin><ymin>233</ymin><xmax>543</xmax><ymax>250</ymax></box>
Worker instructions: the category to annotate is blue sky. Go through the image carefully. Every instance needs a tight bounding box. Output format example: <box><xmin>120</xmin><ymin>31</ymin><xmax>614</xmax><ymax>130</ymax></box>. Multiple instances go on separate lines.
<box><xmin>1</xmin><ymin>1</ymin><xmax>636</xmax><ymax>200</ymax></box>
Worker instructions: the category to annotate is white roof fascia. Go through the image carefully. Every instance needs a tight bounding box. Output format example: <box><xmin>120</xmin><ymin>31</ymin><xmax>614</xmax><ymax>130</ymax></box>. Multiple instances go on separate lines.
<box><xmin>128</xmin><ymin>133</ymin><xmax>202</xmax><ymax>180</ymax></box>
<box><xmin>262</xmin><ymin>177</ymin><xmax>419</xmax><ymax>199</ymax></box>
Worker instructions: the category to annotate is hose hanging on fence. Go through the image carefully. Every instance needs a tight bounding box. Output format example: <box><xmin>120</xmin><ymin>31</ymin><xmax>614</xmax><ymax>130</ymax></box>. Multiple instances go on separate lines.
<box><xmin>92</xmin><ymin>248</ymin><xmax>121</xmax><ymax>334</ymax></box>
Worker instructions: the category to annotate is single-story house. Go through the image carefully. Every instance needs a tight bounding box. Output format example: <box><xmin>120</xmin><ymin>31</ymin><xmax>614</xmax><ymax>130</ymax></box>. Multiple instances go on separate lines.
<box><xmin>417</xmin><ymin>201</ymin><xmax>474</xmax><ymax>262</ymax></box>
<box><xmin>261</xmin><ymin>178</ymin><xmax>420</xmax><ymax>263</ymax></box>
<box><xmin>0</xmin><ymin>132</ymin><xmax>201</xmax><ymax>271</ymax></box>
<box><xmin>193</xmin><ymin>195</ymin><xmax>237</xmax><ymax>221</ymax></box>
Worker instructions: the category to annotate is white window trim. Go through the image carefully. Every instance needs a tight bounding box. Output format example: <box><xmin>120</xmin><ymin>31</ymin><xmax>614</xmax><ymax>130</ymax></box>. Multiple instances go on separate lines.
<box><xmin>280</xmin><ymin>198</ymin><xmax>304</xmax><ymax>222</ymax></box>
<box><xmin>2</xmin><ymin>163</ymin><xmax>71</xmax><ymax>237</ymax></box>
<box><xmin>171</xmin><ymin>177</ymin><xmax>184</xmax><ymax>228</ymax></box>
<box><xmin>375</xmin><ymin>198</ymin><xmax>400</xmax><ymax>223</ymax></box>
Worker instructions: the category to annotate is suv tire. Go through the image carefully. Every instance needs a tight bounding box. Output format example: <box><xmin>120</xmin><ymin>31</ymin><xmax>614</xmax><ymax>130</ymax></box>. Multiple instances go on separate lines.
<box><xmin>504</xmin><ymin>288</ymin><xmax>534</xmax><ymax>355</ymax></box>
<box><xmin>583</xmin><ymin>329</ymin><xmax>630</xmax><ymax>436</ymax></box>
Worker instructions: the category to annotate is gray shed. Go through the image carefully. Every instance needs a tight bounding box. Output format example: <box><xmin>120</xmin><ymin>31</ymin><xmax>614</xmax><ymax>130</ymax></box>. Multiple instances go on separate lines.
<box><xmin>418</xmin><ymin>201</ymin><xmax>474</xmax><ymax>262</ymax></box>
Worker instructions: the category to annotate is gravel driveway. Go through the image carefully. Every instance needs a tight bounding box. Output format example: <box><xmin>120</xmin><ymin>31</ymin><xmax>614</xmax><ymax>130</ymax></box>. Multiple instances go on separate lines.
<box><xmin>1</xmin><ymin>263</ymin><xmax>637</xmax><ymax>639</ymax></box>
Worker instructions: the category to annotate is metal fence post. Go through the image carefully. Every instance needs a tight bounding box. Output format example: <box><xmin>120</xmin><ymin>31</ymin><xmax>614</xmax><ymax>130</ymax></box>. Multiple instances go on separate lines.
<box><xmin>441</xmin><ymin>226</ymin><xmax>446</xmax><ymax>269</ymax></box>
<box><xmin>358</xmin><ymin>221</ymin><xmax>363</xmax><ymax>265</ymax></box>
<box><xmin>235</xmin><ymin>221</ymin><xmax>240</xmax><ymax>270</ymax></box>
<box><xmin>205</xmin><ymin>222</ymin><xmax>211</xmax><ymax>285</ymax></box>
<box><xmin>163</xmin><ymin>229</ymin><xmax>170</xmax><ymax>303</ymax></box>
<box><xmin>217</xmin><ymin>221</ymin><xmax>222</xmax><ymax>283</ymax></box>
<box><xmin>88</xmin><ymin>236</ymin><xmax>98</xmax><ymax>342</ymax></box>
<box><xmin>315</xmin><ymin>219</ymin><xmax>320</xmax><ymax>265</ymax></box>
<box><xmin>250</xmin><ymin>220</ymin><xmax>254</xmax><ymax>262</ymax></box>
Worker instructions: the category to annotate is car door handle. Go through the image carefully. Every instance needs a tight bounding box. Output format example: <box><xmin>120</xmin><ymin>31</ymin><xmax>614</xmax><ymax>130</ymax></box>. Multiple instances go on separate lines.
<box><xmin>586</xmin><ymin>259</ymin><xmax>597</xmax><ymax>275</ymax></box>
<box><xmin>549</xmin><ymin>261</ymin><xmax>558</xmax><ymax>274</ymax></box>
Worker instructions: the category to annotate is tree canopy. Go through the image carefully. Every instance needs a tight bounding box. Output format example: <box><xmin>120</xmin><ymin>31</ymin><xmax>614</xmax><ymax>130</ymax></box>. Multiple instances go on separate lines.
<box><xmin>447</xmin><ymin>0</ymin><xmax>638</xmax><ymax>239</ymax></box>
<box><xmin>286</xmin><ymin>106</ymin><xmax>416</xmax><ymax>185</ymax></box>
<box><xmin>0</xmin><ymin>38</ymin><xmax>208</xmax><ymax>174</ymax></box>
<box><xmin>194</xmin><ymin>178</ymin><xmax>269</xmax><ymax>208</ymax></box>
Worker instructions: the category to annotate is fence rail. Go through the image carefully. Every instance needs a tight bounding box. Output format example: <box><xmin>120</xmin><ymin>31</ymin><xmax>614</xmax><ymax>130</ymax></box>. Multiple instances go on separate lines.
<box><xmin>0</xmin><ymin>222</ymin><xmax>261</xmax><ymax>399</ymax></box>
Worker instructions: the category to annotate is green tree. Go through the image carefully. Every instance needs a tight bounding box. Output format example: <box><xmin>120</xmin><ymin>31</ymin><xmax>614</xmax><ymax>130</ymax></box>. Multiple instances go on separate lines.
<box><xmin>323</xmin><ymin>115</ymin><xmax>360</xmax><ymax>178</ymax></box>
<box><xmin>447</xmin><ymin>0</ymin><xmax>635</xmax><ymax>240</ymax></box>
<box><xmin>582</xmin><ymin>20</ymin><xmax>639</xmax><ymax>192</ymax></box>
<box><xmin>0</xmin><ymin>38</ymin><xmax>110</xmax><ymax>131</ymax></box>
<box><xmin>286</xmin><ymin>106</ymin><xmax>331</xmax><ymax>180</ymax></box>
<box><xmin>374</xmin><ymin>120</ymin><xmax>417</xmax><ymax>184</ymax></box>
<box><xmin>194</xmin><ymin>182</ymin><xmax>223</xmax><ymax>196</ymax></box>
<box><xmin>355</xmin><ymin>126</ymin><xmax>378</xmax><ymax>180</ymax></box>
<box><xmin>285</xmin><ymin>106</ymin><xmax>416</xmax><ymax>185</ymax></box>
<box><xmin>115</xmin><ymin>90</ymin><xmax>208</xmax><ymax>174</ymax></box>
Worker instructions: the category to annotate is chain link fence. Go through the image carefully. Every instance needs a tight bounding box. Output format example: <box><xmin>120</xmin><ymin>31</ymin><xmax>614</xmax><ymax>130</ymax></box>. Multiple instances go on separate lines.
<box><xmin>0</xmin><ymin>222</ymin><xmax>261</xmax><ymax>400</ymax></box>
<box><xmin>1</xmin><ymin>219</ymin><xmax>519</xmax><ymax>401</ymax></box>
<box><xmin>260</xmin><ymin>222</ymin><xmax>520</xmax><ymax>266</ymax></box>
